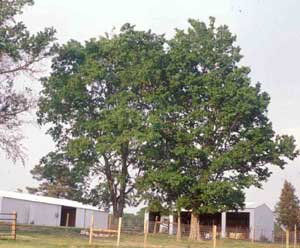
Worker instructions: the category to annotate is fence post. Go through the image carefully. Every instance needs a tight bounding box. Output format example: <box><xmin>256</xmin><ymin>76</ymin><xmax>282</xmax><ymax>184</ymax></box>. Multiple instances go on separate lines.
<box><xmin>153</xmin><ymin>216</ymin><xmax>158</xmax><ymax>234</ymax></box>
<box><xmin>144</xmin><ymin>217</ymin><xmax>148</xmax><ymax>234</ymax></box>
<box><xmin>108</xmin><ymin>214</ymin><xmax>112</xmax><ymax>229</ymax></box>
<box><xmin>176</xmin><ymin>212</ymin><xmax>181</xmax><ymax>241</ymax></box>
<box><xmin>251</xmin><ymin>227</ymin><xmax>255</xmax><ymax>243</ymax></box>
<box><xmin>11</xmin><ymin>211</ymin><xmax>16</xmax><ymax>240</ymax></box>
<box><xmin>294</xmin><ymin>225</ymin><xmax>297</xmax><ymax>248</ymax></box>
<box><xmin>286</xmin><ymin>230</ymin><xmax>290</xmax><ymax>248</ymax></box>
<box><xmin>212</xmin><ymin>225</ymin><xmax>217</xmax><ymax>248</ymax></box>
<box><xmin>66</xmin><ymin>213</ymin><xmax>70</xmax><ymax>228</ymax></box>
<box><xmin>89</xmin><ymin>215</ymin><xmax>94</xmax><ymax>245</ymax></box>
<box><xmin>144</xmin><ymin>220</ymin><xmax>148</xmax><ymax>248</ymax></box>
<box><xmin>116</xmin><ymin>217</ymin><xmax>122</xmax><ymax>247</ymax></box>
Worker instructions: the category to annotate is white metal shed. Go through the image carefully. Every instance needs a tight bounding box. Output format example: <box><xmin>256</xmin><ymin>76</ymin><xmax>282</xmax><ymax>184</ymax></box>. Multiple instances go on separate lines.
<box><xmin>221</xmin><ymin>202</ymin><xmax>275</xmax><ymax>241</ymax></box>
<box><xmin>0</xmin><ymin>190</ymin><xmax>108</xmax><ymax>229</ymax></box>
<box><xmin>146</xmin><ymin>202</ymin><xmax>274</xmax><ymax>242</ymax></box>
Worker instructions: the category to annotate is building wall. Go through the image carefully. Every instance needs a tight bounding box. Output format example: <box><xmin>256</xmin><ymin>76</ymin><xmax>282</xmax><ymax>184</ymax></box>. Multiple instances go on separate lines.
<box><xmin>75</xmin><ymin>208</ymin><xmax>85</xmax><ymax>228</ymax></box>
<box><xmin>1</xmin><ymin>197</ymin><xmax>108</xmax><ymax>229</ymax></box>
<box><xmin>84</xmin><ymin>209</ymin><xmax>108</xmax><ymax>229</ymax></box>
<box><xmin>1</xmin><ymin>197</ymin><xmax>61</xmax><ymax>226</ymax></box>
<box><xmin>29</xmin><ymin>201</ymin><xmax>61</xmax><ymax>226</ymax></box>
<box><xmin>94</xmin><ymin>210</ymin><xmax>108</xmax><ymax>229</ymax></box>
<box><xmin>254</xmin><ymin>204</ymin><xmax>274</xmax><ymax>242</ymax></box>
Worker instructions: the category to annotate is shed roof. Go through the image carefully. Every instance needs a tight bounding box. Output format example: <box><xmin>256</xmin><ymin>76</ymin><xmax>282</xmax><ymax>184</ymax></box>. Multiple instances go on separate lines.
<box><xmin>244</xmin><ymin>202</ymin><xmax>274</xmax><ymax>212</ymax></box>
<box><xmin>172</xmin><ymin>202</ymin><xmax>271</xmax><ymax>213</ymax></box>
<box><xmin>244</xmin><ymin>202</ymin><xmax>262</xmax><ymax>209</ymax></box>
<box><xmin>0</xmin><ymin>190</ymin><xmax>105</xmax><ymax>212</ymax></box>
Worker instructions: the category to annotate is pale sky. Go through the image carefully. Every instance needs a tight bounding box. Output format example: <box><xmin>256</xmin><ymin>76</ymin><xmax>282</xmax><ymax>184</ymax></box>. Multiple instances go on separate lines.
<box><xmin>1</xmin><ymin>0</ymin><xmax>300</xmax><ymax>212</ymax></box>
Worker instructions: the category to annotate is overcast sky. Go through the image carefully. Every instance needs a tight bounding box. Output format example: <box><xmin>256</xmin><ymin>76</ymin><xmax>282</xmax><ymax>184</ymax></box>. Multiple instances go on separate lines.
<box><xmin>1</xmin><ymin>0</ymin><xmax>300</xmax><ymax>212</ymax></box>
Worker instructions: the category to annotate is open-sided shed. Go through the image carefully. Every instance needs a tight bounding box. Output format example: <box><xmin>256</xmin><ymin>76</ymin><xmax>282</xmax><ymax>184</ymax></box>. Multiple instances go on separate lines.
<box><xmin>0</xmin><ymin>190</ymin><xmax>108</xmax><ymax>229</ymax></box>
<box><xmin>146</xmin><ymin>202</ymin><xmax>274</xmax><ymax>241</ymax></box>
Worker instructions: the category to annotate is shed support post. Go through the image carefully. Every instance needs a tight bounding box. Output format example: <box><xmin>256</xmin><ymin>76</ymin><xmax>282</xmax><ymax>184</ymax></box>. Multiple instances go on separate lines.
<box><xmin>144</xmin><ymin>211</ymin><xmax>149</xmax><ymax>233</ymax></box>
<box><xmin>176</xmin><ymin>212</ymin><xmax>181</xmax><ymax>241</ymax></box>
<box><xmin>169</xmin><ymin>214</ymin><xmax>174</xmax><ymax>235</ymax></box>
<box><xmin>221</xmin><ymin>212</ymin><xmax>226</xmax><ymax>238</ymax></box>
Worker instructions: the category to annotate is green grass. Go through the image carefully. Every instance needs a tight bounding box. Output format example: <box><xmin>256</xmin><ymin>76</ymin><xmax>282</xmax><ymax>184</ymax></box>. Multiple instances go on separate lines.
<box><xmin>0</xmin><ymin>226</ymin><xmax>286</xmax><ymax>248</ymax></box>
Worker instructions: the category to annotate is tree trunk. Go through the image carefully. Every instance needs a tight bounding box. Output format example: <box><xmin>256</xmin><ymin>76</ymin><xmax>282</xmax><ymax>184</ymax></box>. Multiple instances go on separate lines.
<box><xmin>189</xmin><ymin>211</ymin><xmax>201</xmax><ymax>241</ymax></box>
<box><xmin>111</xmin><ymin>205</ymin><xmax>124</xmax><ymax>229</ymax></box>
<box><xmin>103</xmin><ymin>152</ymin><xmax>127</xmax><ymax>228</ymax></box>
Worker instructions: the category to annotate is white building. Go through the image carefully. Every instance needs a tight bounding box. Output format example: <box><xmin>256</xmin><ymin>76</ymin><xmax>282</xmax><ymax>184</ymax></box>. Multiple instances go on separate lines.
<box><xmin>0</xmin><ymin>190</ymin><xmax>108</xmax><ymax>229</ymax></box>
<box><xmin>221</xmin><ymin>203</ymin><xmax>275</xmax><ymax>242</ymax></box>
<box><xmin>146</xmin><ymin>202</ymin><xmax>275</xmax><ymax>242</ymax></box>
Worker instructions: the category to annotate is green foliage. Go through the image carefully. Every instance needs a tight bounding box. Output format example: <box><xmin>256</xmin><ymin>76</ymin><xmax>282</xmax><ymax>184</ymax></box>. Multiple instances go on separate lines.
<box><xmin>83</xmin><ymin>183</ymin><xmax>112</xmax><ymax>211</ymax></box>
<box><xmin>275</xmin><ymin>180</ymin><xmax>300</xmax><ymax>230</ymax></box>
<box><xmin>37</xmin><ymin>17</ymin><xmax>298</xmax><ymax>219</ymax></box>
<box><xmin>27</xmin><ymin>151</ymin><xmax>89</xmax><ymax>203</ymax></box>
<box><xmin>37</xmin><ymin>24</ymin><xmax>166</xmax><ymax>217</ymax></box>
<box><xmin>139</xmin><ymin>17</ymin><xmax>298</xmax><ymax>214</ymax></box>
<box><xmin>0</xmin><ymin>0</ymin><xmax>55</xmax><ymax>61</ymax></box>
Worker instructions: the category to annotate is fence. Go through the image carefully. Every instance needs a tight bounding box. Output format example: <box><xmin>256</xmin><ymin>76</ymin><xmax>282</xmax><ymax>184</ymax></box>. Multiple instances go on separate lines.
<box><xmin>0</xmin><ymin>211</ymin><xmax>17</xmax><ymax>240</ymax></box>
<box><xmin>0</xmin><ymin>212</ymin><xmax>295</xmax><ymax>247</ymax></box>
<box><xmin>88</xmin><ymin>216</ymin><xmax>221</xmax><ymax>247</ymax></box>
<box><xmin>87</xmin><ymin>216</ymin><xmax>299</xmax><ymax>248</ymax></box>
<box><xmin>274</xmin><ymin>226</ymin><xmax>300</xmax><ymax>248</ymax></box>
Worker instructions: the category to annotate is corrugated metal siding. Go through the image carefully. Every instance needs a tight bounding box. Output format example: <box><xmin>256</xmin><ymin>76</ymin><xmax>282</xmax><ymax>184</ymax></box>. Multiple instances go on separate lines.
<box><xmin>84</xmin><ymin>209</ymin><xmax>93</xmax><ymax>228</ymax></box>
<box><xmin>1</xmin><ymin>197</ymin><xmax>61</xmax><ymax>226</ymax></box>
<box><xmin>1</xmin><ymin>196</ymin><xmax>109</xmax><ymax>228</ymax></box>
<box><xmin>29</xmin><ymin>202</ymin><xmax>61</xmax><ymax>226</ymax></box>
<box><xmin>84</xmin><ymin>209</ymin><xmax>108</xmax><ymax>229</ymax></box>
<box><xmin>75</xmin><ymin>208</ymin><xmax>85</xmax><ymax>228</ymax></box>
<box><xmin>254</xmin><ymin>204</ymin><xmax>274</xmax><ymax>242</ymax></box>
<box><xmin>93</xmin><ymin>210</ymin><xmax>108</xmax><ymax>229</ymax></box>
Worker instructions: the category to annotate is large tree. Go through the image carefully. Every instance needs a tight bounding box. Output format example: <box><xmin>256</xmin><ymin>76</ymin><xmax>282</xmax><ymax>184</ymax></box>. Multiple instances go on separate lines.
<box><xmin>37</xmin><ymin>25</ymin><xmax>166</xmax><ymax>218</ymax></box>
<box><xmin>139</xmin><ymin>18</ymin><xmax>298</xmax><ymax>240</ymax></box>
<box><xmin>275</xmin><ymin>180</ymin><xmax>300</xmax><ymax>230</ymax></box>
<box><xmin>0</xmin><ymin>0</ymin><xmax>56</xmax><ymax>163</ymax></box>
<box><xmin>38</xmin><ymin>18</ymin><xmax>298</xmax><ymax>232</ymax></box>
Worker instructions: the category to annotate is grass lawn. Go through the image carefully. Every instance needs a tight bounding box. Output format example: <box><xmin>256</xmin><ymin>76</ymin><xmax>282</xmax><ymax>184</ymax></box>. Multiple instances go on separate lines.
<box><xmin>0</xmin><ymin>226</ymin><xmax>285</xmax><ymax>248</ymax></box>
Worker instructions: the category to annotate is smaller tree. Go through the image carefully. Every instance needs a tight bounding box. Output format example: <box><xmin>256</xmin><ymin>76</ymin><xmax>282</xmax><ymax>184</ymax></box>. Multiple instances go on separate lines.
<box><xmin>26</xmin><ymin>151</ymin><xmax>88</xmax><ymax>202</ymax></box>
<box><xmin>275</xmin><ymin>180</ymin><xmax>300</xmax><ymax>230</ymax></box>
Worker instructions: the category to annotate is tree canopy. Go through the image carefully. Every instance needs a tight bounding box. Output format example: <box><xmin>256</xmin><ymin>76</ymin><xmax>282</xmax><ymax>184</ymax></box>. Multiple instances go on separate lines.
<box><xmin>26</xmin><ymin>150</ymin><xmax>88</xmax><ymax>202</ymax></box>
<box><xmin>37</xmin><ymin>24</ymin><xmax>166</xmax><ymax>218</ymax></box>
<box><xmin>0</xmin><ymin>0</ymin><xmax>56</xmax><ymax>163</ymax></box>
<box><xmin>137</xmin><ymin>17</ymin><xmax>298</xmax><ymax>240</ymax></box>
<box><xmin>37</xmin><ymin>17</ymin><xmax>298</xmax><ymax>233</ymax></box>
